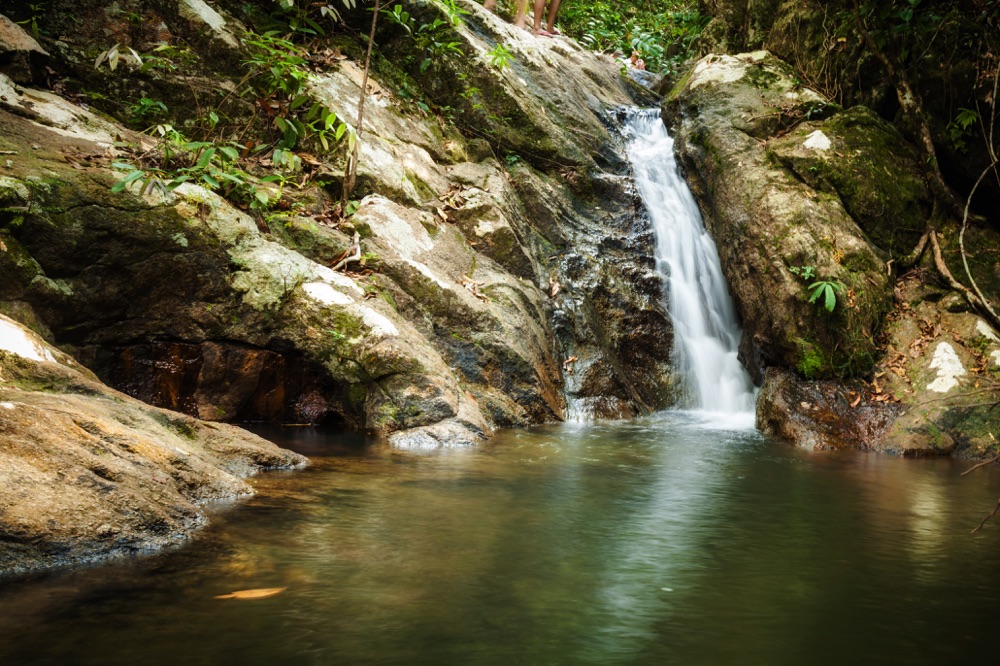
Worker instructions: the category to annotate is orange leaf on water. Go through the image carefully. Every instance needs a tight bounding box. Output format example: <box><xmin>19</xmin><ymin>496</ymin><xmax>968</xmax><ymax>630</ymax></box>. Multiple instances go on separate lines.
<box><xmin>214</xmin><ymin>587</ymin><xmax>287</xmax><ymax>600</ymax></box>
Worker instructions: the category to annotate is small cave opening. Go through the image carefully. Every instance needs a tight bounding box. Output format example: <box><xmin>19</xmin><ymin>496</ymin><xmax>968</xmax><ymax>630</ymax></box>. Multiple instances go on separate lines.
<box><xmin>81</xmin><ymin>339</ymin><xmax>365</xmax><ymax>436</ymax></box>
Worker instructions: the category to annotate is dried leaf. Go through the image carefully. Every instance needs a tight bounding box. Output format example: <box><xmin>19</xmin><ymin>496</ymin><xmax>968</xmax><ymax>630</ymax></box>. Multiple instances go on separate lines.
<box><xmin>214</xmin><ymin>587</ymin><xmax>287</xmax><ymax>600</ymax></box>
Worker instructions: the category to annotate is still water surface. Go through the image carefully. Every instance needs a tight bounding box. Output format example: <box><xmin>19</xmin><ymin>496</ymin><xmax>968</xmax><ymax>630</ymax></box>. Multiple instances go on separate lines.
<box><xmin>1</xmin><ymin>415</ymin><xmax>999</xmax><ymax>665</ymax></box>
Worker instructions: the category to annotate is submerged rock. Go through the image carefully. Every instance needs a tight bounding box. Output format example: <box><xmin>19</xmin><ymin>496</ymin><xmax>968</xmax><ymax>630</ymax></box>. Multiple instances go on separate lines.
<box><xmin>0</xmin><ymin>315</ymin><xmax>306</xmax><ymax>576</ymax></box>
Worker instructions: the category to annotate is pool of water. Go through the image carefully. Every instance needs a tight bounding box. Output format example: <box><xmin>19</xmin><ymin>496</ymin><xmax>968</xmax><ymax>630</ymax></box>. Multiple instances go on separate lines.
<box><xmin>2</xmin><ymin>414</ymin><xmax>999</xmax><ymax>665</ymax></box>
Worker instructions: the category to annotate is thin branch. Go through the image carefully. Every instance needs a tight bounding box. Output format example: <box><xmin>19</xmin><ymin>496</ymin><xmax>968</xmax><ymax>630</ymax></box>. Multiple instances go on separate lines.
<box><xmin>894</xmin><ymin>228</ymin><xmax>931</xmax><ymax>269</ymax></box>
<box><xmin>961</xmin><ymin>453</ymin><xmax>1000</xmax><ymax>476</ymax></box>
<box><xmin>959</xmin><ymin>158</ymin><xmax>1000</xmax><ymax>321</ymax></box>
<box><xmin>342</xmin><ymin>0</ymin><xmax>381</xmax><ymax>206</ymax></box>
<box><xmin>971</xmin><ymin>497</ymin><xmax>1000</xmax><ymax>534</ymax></box>
<box><xmin>929</xmin><ymin>230</ymin><xmax>1000</xmax><ymax>331</ymax></box>
<box><xmin>332</xmin><ymin>231</ymin><xmax>361</xmax><ymax>271</ymax></box>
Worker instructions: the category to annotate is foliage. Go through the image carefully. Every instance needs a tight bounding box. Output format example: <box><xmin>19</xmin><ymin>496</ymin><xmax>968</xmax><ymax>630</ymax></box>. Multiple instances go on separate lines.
<box><xmin>127</xmin><ymin>97</ymin><xmax>168</xmax><ymax>126</ymax></box>
<box><xmin>788</xmin><ymin>265</ymin><xmax>817</xmax><ymax>281</ymax></box>
<box><xmin>947</xmin><ymin>107</ymin><xmax>979</xmax><ymax>152</ymax></box>
<box><xmin>790</xmin><ymin>265</ymin><xmax>843</xmax><ymax>312</ymax></box>
<box><xmin>808</xmin><ymin>279</ymin><xmax>844</xmax><ymax>313</ymax></box>
<box><xmin>93</xmin><ymin>43</ymin><xmax>143</xmax><ymax>71</ymax></box>
<box><xmin>97</xmin><ymin>27</ymin><xmax>356</xmax><ymax>216</ymax></box>
<box><xmin>109</xmin><ymin>123</ymin><xmax>282</xmax><ymax>212</ymax></box>
<box><xmin>15</xmin><ymin>2</ymin><xmax>46</xmax><ymax>39</ymax></box>
<box><xmin>558</xmin><ymin>0</ymin><xmax>707</xmax><ymax>76</ymax></box>
<box><xmin>242</xmin><ymin>32</ymin><xmax>355</xmax><ymax>156</ymax></box>
<box><xmin>382</xmin><ymin>2</ymin><xmax>465</xmax><ymax>73</ymax></box>
<box><xmin>485</xmin><ymin>44</ymin><xmax>513</xmax><ymax>71</ymax></box>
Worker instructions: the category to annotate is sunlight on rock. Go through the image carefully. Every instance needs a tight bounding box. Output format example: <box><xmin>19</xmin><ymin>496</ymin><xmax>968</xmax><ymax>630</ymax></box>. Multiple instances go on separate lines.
<box><xmin>926</xmin><ymin>342</ymin><xmax>966</xmax><ymax>393</ymax></box>
<box><xmin>0</xmin><ymin>317</ymin><xmax>55</xmax><ymax>363</ymax></box>
<box><xmin>803</xmin><ymin>130</ymin><xmax>831</xmax><ymax>151</ymax></box>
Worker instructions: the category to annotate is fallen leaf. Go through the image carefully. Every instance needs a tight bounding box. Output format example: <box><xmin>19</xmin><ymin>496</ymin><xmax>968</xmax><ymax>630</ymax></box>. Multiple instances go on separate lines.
<box><xmin>214</xmin><ymin>587</ymin><xmax>287</xmax><ymax>600</ymax></box>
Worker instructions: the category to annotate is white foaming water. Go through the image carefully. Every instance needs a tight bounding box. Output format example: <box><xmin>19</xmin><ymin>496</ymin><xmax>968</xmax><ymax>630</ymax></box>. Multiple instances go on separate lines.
<box><xmin>624</xmin><ymin>109</ymin><xmax>757</xmax><ymax>424</ymax></box>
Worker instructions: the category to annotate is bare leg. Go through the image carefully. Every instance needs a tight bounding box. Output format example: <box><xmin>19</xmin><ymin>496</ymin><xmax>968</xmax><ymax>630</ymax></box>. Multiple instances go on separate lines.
<box><xmin>484</xmin><ymin>0</ymin><xmax>496</xmax><ymax>11</ymax></box>
<box><xmin>533</xmin><ymin>0</ymin><xmax>548</xmax><ymax>33</ymax></box>
<box><xmin>514</xmin><ymin>0</ymin><xmax>528</xmax><ymax>28</ymax></box>
<box><xmin>546</xmin><ymin>0</ymin><xmax>562</xmax><ymax>32</ymax></box>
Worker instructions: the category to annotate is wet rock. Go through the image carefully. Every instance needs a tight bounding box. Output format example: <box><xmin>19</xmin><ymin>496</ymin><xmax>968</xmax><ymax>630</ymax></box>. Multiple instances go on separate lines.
<box><xmin>0</xmin><ymin>314</ymin><xmax>306</xmax><ymax>576</ymax></box>
<box><xmin>757</xmin><ymin>367</ymin><xmax>902</xmax><ymax>451</ymax></box>
<box><xmin>0</xmin><ymin>0</ymin><xmax>675</xmax><ymax>457</ymax></box>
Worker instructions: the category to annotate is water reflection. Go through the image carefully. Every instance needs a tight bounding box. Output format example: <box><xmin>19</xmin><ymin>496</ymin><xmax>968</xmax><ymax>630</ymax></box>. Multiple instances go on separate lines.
<box><xmin>1</xmin><ymin>417</ymin><xmax>998</xmax><ymax>665</ymax></box>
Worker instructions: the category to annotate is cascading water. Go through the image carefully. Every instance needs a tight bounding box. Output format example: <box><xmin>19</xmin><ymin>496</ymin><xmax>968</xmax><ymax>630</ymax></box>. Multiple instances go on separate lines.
<box><xmin>624</xmin><ymin>109</ymin><xmax>757</xmax><ymax>420</ymax></box>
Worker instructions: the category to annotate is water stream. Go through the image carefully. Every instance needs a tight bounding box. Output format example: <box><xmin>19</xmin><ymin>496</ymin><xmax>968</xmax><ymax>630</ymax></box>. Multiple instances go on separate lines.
<box><xmin>1</xmin><ymin>420</ymin><xmax>998</xmax><ymax>664</ymax></box>
<box><xmin>624</xmin><ymin>109</ymin><xmax>757</xmax><ymax>419</ymax></box>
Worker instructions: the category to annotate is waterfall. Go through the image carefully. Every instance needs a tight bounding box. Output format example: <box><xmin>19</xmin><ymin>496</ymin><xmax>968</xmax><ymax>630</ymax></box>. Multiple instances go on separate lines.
<box><xmin>624</xmin><ymin>109</ymin><xmax>757</xmax><ymax>419</ymax></box>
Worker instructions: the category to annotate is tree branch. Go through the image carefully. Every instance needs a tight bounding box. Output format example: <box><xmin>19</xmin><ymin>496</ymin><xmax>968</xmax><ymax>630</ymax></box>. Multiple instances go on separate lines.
<box><xmin>929</xmin><ymin>230</ymin><xmax>1000</xmax><ymax>331</ymax></box>
<box><xmin>342</xmin><ymin>0</ymin><xmax>382</xmax><ymax>207</ymax></box>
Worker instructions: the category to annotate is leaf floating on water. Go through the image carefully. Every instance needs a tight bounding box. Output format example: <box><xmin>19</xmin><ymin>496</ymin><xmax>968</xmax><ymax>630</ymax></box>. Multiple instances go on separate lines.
<box><xmin>214</xmin><ymin>587</ymin><xmax>287</xmax><ymax>600</ymax></box>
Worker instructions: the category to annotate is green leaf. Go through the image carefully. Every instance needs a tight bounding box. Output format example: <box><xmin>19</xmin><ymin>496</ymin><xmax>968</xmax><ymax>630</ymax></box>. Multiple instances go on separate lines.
<box><xmin>824</xmin><ymin>285</ymin><xmax>836</xmax><ymax>311</ymax></box>
<box><xmin>219</xmin><ymin>146</ymin><xmax>240</xmax><ymax>162</ymax></box>
<box><xmin>196</xmin><ymin>147</ymin><xmax>217</xmax><ymax>168</ymax></box>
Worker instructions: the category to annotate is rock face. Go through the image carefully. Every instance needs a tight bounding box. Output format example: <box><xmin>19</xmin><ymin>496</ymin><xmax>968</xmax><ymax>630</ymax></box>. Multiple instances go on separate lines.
<box><xmin>665</xmin><ymin>51</ymin><xmax>893</xmax><ymax>381</ymax></box>
<box><xmin>667</xmin><ymin>50</ymin><xmax>1000</xmax><ymax>457</ymax></box>
<box><xmin>0</xmin><ymin>13</ymin><xmax>47</xmax><ymax>84</ymax></box>
<box><xmin>697</xmin><ymin>0</ymin><xmax>1000</xmax><ymax>225</ymax></box>
<box><xmin>0</xmin><ymin>315</ymin><xmax>307</xmax><ymax>575</ymax></box>
<box><xmin>0</xmin><ymin>0</ymin><xmax>673</xmax><ymax>452</ymax></box>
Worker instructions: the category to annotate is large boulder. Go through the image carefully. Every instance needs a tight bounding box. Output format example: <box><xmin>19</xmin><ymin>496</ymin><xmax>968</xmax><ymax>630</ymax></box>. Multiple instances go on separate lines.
<box><xmin>665</xmin><ymin>51</ymin><xmax>896</xmax><ymax>381</ymax></box>
<box><xmin>666</xmin><ymin>51</ymin><xmax>1000</xmax><ymax>457</ymax></box>
<box><xmin>0</xmin><ymin>314</ymin><xmax>306</xmax><ymax>575</ymax></box>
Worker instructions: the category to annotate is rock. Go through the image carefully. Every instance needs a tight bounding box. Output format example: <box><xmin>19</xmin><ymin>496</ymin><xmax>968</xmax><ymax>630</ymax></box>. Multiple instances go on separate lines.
<box><xmin>757</xmin><ymin>367</ymin><xmax>901</xmax><ymax>451</ymax></box>
<box><xmin>0</xmin><ymin>314</ymin><xmax>306</xmax><ymax>575</ymax></box>
<box><xmin>626</xmin><ymin>68</ymin><xmax>664</xmax><ymax>91</ymax></box>
<box><xmin>1</xmin><ymin>0</ymin><xmax>675</xmax><ymax>465</ymax></box>
<box><xmin>665</xmin><ymin>51</ymin><xmax>894</xmax><ymax>381</ymax></box>
<box><xmin>876</xmin><ymin>276</ymin><xmax>1000</xmax><ymax>458</ymax></box>
<box><xmin>177</xmin><ymin>0</ymin><xmax>241</xmax><ymax>49</ymax></box>
<box><xmin>768</xmin><ymin>106</ymin><xmax>931</xmax><ymax>258</ymax></box>
<box><xmin>0</xmin><ymin>13</ymin><xmax>48</xmax><ymax>84</ymax></box>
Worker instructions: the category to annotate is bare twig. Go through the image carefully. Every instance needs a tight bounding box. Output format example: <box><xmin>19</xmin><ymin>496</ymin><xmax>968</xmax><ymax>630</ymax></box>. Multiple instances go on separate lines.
<box><xmin>961</xmin><ymin>453</ymin><xmax>1000</xmax><ymax>477</ymax></box>
<box><xmin>972</xmin><ymin>497</ymin><xmax>1000</xmax><ymax>534</ymax></box>
<box><xmin>929</xmin><ymin>230</ymin><xmax>1000</xmax><ymax>331</ymax></box>
<box><xmin>894</xmin><ymin>228</ymin><xmax>931</xmax><ymax>270</ymax></box>
<box><xmin>342</xmin><ymin>0</ymin><xmax>381</xmax><ymax>206</ymax></box>
<box><xmin>958</xmin><ymin>158</ymin><xmax>1000</xmax><ymax>321</ymax></box>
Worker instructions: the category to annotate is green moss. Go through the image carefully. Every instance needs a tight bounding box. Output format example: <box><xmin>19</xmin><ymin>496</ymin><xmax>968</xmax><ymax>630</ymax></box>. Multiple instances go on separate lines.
<box><xmin>666</xmin><ymin>66</ymin><xmax>696</xmax><ymax>102</ymax></box>
<box><xmin>795</xmin><ymin>340</ymin><xmax>828</xmax><ymax>379</ymax></box>
<box><xmin>743</xmin><ymin>64</ymin><xmax>781</xmax><ymax>89</ymax></box>
<box><xmin>348</xmin><ymin>382</ymin><xmax>367</xmax><ymax>404</ymax></box>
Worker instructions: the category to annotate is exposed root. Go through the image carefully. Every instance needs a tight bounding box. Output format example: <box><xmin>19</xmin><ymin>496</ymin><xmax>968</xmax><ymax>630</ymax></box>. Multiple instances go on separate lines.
<box><xmin>332</xmin><ymin>231</ymin><xmax>361</xmax><ymax>271</ymax></box>
<box><xmin>928</xmin><ymin>230</ymin><xmax>1000</xmax><ymax>331</ymax></box>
